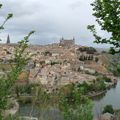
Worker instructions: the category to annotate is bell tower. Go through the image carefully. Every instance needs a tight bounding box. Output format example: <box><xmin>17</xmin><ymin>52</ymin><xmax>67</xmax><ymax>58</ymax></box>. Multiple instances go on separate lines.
<box><xmin>6</xmin><ymin>34</ymin><xmax>10</xmax><ymax>44</ymax></box>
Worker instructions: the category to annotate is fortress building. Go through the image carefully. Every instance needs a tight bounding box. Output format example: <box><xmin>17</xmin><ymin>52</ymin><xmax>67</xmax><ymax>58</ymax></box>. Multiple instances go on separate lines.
<box><xmin>59</xmin><ymin>37</ymin><xmax>75</xmax><ymax>46</ymax></box>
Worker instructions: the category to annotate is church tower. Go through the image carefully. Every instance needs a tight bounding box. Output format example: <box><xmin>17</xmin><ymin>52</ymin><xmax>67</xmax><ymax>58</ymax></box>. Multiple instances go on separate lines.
<box><xmin>6</xmin><ymin>34</ymin><xmax>10</xmax><ymax>44</ymax></box>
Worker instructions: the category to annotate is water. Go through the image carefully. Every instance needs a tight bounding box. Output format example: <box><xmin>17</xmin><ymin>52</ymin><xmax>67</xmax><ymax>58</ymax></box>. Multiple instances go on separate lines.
<box><xmin>19</xmin><ymin>105</ymin><xmax>63</xmax><ymax>120</ymax></box>
<box><xmin>18</xmin><ymin>105</ymin><xmax>40</xmax><ymax>117</ymax></box>
<box><xmin>93</xmin><ymin>79</ymin><xmax>120</xmax><ymax>117</ymax></box>
<box><xmin>19</xmin><ymin>79</ymin><xmax>120</xmax><ymax>119</ymax></box>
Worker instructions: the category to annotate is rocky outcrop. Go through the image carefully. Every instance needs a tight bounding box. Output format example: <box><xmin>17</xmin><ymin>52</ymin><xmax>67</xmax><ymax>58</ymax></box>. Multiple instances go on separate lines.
<box><xmin>95</xmin><ymin>113</ymin><xmax>116</xmax><ymax>120</ymax></box>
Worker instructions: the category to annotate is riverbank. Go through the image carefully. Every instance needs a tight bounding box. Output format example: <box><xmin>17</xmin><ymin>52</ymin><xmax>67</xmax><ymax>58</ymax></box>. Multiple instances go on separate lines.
<box><xmin>10</xmin><ymin>74</ymin><xmax>118</xmax><ymax>120</ymax></box>
<box><xmin>3</xmin><ymin>98</ymin><xmax>19</xmax><ymax>118</ymax></box>
<box><xmin>115</xmin><ymin>109</ymin><xmax>120</xmax><ymax>119</ymax></box>
<box><xmin>94</xmin><ymin>108</ymin><xmax>120</xmax><ymax>120</ymax></box>
<box><xmin>87</xmin><ymin>77</ymin><xmax>117</xmax><ymax>98</ymax></box>
<box><xmin>93</xmin><ymin>78</ymin><xmax>120</xmax><ymax>118</ymax></box>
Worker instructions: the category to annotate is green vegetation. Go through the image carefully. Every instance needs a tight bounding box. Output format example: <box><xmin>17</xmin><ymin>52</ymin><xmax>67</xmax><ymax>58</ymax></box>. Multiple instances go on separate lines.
<box><xmin>59</xmin><ymin>84</ymin><xmax>93</xmax><ymax>120</ymax></box>
<box><xmin>0</xmin><ymin>33</ymin><xmax>35</xmax><ymax>119</ymax></box>
<box><xmin>59</xmin><ymin>76</ymin><xmax>111</xmax><ymax>120</ymax></box>
<box><xmin>109</xmin><ymin>55</ymin><xmax>120</xmax><ymax>76</ymax></box>
<box><xmin>43</xmin><ymin>51</ymin><xmax>52</xmax><ymax>56</ymax></box>
<box><xmin>88</xmin><ymin>0</ymin><xmax>120</xmax><ymax>54</ymax></box>
<box><xmin>93</xmin><ymin>79</ymin><xmax>106</xmax><ymax>92</ymax></box>
<box><xmin>78</xmin><ymin>47</ymin><xmax>97</xmax><ymax>54</ymax></box>
<box><xmin>103</xmin><ymin>105</ymin><xmax>114</xmax><ymax>114</ymax></box>
<box><xmin>115</xmin><ymin>109</ymin><xmax>120</xmax><ymax>119</ymax></box>
<box><xmin>88</xmin><ymin>1</ymin><xmax>120</xmax><ymax>117</ymax></box>
<box><xmin>88</xmin><ymin>0</ymin><xmax>120</xmax><ymax>75</ymax></box>
<box><xmin>95</xmin><ymin>57</ymin><xmax>99</xmax><ymax>63</ymax></box>
<box><xmin>50</xmin><ymin>61</ymin><xmax>62</xmax><ymax>65</ymax></box>
<box><xmin>103</xmin><ymin>76</ymin><xmax>112</xmax><ymax>83</ymax></box>
<box><xmin>15</xmin><ymin>84</ymin><xmax>38</xmax><ymax>97</ymax></box>
<box><xmin>0</xmin><ymin>2</ymin><xmax>35</xmax><ymax>119</ymax></box>
<box><xmin>0</xmin><ymin>0</ymin><xmax>118</xmax><ymax>119</ymax></box>
<box><xmin>58</xmin><ymin>77</ymin><xmax>110</xmax><ymax>120</ymax></box>
<box><xmin>77</xmin><ymin>78</ymin><xmax>106</xmax><ymax>94</ymax></box>
<box><xmin>79</xmin><ymin>55</ymin><xmax>94</xmax><ymax>61</ymax></box>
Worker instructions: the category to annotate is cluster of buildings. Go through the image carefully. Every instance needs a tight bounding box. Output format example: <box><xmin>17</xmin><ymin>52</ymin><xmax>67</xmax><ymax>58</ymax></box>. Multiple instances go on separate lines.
<box><xmin>0</xmin><ymin>35</ymin><xmax>114</xmax><ymax>91</ymax></box>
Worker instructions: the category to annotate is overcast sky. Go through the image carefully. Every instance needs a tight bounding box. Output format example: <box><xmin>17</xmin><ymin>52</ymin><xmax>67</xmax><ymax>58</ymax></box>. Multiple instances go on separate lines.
<box><xmin>0</xmin><ymin>0</ymin><xmax>110</xmax><ymax>47</ymax></box>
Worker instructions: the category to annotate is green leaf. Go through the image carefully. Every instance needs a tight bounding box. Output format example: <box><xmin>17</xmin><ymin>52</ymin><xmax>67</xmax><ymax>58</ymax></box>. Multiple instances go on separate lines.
<box><xmin>0</xmin><ymin>4</ymin><xmax>2</xmax><ymax>8</ymax></box>
<box><xmin>0</xmin><ymin>26</ymin><xmax>4</xmax><ymax>30</ymax></box>
<box><xmin>6</xmin><ymin>13</ymin><xmax>13</xmax><ymax>20</ymax></box>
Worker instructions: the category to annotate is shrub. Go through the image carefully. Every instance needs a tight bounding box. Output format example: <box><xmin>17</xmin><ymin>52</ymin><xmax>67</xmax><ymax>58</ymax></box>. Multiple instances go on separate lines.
<box><xmin>104</xmin><ymin>77</ymin><xmax>112</xmax><ymax>83</ymax></box>
<box><xmin>50</xmin><ymin>61</ymin><xmax>60</xmax><ymax>65</ymax></box>
<box><xmin>44</xmin><ymin>51</ymin><xmax>52</xmax><ymax>56</ymax></box>
<box><xmin>59</xmin><ymin>87</ymin><xmax>93</xmax><ymax>120</ymax></box>
<box><xmin>95</xmin><ymin>57</ymin><xmax>99</xmax><ymax>62</ymax></box>
<box><xmin>77</xmin><ymin>82</ymin><xmax>90</xmax><ymax>94</ymax></box>
<box><xmin>103</xmin><ymin>105</ymin><xmax>114</xmax><ymax>114</ymax></box>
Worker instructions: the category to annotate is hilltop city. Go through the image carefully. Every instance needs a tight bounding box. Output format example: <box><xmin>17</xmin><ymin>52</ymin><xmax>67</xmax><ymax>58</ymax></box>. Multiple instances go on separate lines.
<box><xmin>0</xmin><ymin>35</ymin><xmax>116</xmax><ymax>92</ymax></box>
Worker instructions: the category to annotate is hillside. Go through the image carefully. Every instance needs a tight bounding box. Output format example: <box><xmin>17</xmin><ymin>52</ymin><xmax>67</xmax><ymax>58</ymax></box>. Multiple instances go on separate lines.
<box><xmin>0</xmin><ymin>44</ymin><xmax>116</xmax><ymax>91</ymax></box>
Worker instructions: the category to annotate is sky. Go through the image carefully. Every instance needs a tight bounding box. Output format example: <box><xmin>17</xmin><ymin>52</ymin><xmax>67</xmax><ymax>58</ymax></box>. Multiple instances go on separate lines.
<box><xmin>0</xmin><ymin>0</ymin><xmax>110</xmax><ymax>47</ymax></box>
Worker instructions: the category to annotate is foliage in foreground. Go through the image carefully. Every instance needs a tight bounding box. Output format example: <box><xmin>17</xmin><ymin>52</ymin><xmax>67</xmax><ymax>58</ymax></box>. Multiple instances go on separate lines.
<box><xmin>88</xmin><ymin>0</ymin><xmax>120</xmax><ymax>55</ymax></box>
<box><xmin>59</xmin><ymin>84</ymin><xmax>93</xmax><ymax>120</ymax></box>
<box><xmin>0</xmin><ymin>32</ymin><xmax>35</xmax><ymax>118</ymax></box>
<box><xmin>0</xmin><ymin>2</ymin><xmax>35</xmax><ymax>119</ymax></box>
<box><xmin>88</xmin><ymin>0</ymin><xmax>120</xmax><ymax>76</ymax></box>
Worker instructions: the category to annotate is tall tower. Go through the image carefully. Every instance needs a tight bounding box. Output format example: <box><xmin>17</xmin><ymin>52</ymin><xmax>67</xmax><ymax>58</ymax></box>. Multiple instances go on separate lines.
<box><xmin>6</xmin><ymin>34</ymin><xmax>10</xmax><ymax>44</ymax></box>
<box><xmin>73</xmin><ymin>37</ymin><xmax>75</xmax><ymax>44</ymax></box>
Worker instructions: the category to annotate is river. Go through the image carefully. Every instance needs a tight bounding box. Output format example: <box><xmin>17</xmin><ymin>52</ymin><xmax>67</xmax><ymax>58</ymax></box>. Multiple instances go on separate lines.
<box><xmin>19</xmin><ymin>79</ymin><xmax>120</xmax><ymax>119</ymax></box>
<box><xmin>93</xmin><ymin>79</ymin><xmax>120</xmax><ymax>117</ymax></box>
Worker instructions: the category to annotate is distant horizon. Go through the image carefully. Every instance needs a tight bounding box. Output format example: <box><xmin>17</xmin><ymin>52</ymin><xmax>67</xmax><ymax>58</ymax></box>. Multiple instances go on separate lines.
<box><xmin>0</xmin><ymin>37</ymin><xmax>110</xmax><ymax>49</ymax></box>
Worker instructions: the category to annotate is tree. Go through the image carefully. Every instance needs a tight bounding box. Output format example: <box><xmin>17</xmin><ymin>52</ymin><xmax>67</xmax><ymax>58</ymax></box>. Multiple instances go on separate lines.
<box><xmin>0</xmin><ymin>3</ymin><xmax>35</xmax><ymax>119</ymax></box>
<box><xmin>0</xmin><ymin>32</ymin><xmax>35</xmax><ymax>119</ymax></box>
<box><xmin>103</xmin><ymin>105</ymin><xmax>114</xmax><ymax>114</ymax></box>
<box><xmin>95</xmin><ymin>57</ymin><xmax>99</xmax><ymax>62</ymax></box>
<box><xmin>87</xmin><ymin>0</ymin><xmax>120</xmax><ymax>55</ymax></box>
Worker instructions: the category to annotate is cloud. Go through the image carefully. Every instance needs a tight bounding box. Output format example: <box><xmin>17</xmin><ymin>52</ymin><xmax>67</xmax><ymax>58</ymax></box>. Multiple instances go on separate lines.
<box><xmin>0</xmin><ymin>0</ymin><xmax>110</xmax><ymax>48</ymax></box>
<box><xmin>69</xmin><ymin>1</ymin><xmax>83</xmax><ymax>10</ymax></box>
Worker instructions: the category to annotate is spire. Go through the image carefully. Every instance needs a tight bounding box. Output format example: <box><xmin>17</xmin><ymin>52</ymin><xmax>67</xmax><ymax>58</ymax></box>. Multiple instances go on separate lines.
<box><xmin>6</xmin><ymin>34</ymin><xmax>10</xmax><ymax>44</ymax></box>
<box><xmin>73</xmin><ymin>37</ymin><xmax>75</xmax><ymax>40</ymax></box>
<box><xmin>62</xmin><ymin>37</ymin><xmax>64</xmax><ymax>40</ymax></box>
